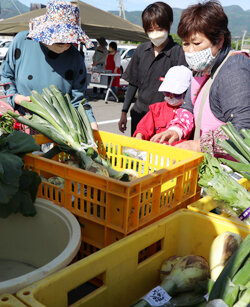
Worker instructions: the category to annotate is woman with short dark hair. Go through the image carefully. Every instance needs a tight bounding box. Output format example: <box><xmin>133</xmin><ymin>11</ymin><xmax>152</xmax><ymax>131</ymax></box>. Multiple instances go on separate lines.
<box><xmin>118</xmin><ymin>1</ymin><xmax>186</xmax><ymax>135</ymax></box>
<box><xmin>151</xmin><ymin>0</ymin><xmax>250</xmax><ymax>156</ymax></box>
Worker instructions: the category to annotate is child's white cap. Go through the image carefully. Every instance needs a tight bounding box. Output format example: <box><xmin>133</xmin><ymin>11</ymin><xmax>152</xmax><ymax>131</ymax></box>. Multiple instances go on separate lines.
<box><xmin>158</xmin><ymin>65</ymin><xmax>192</xmax><ymax>94</ymax></box>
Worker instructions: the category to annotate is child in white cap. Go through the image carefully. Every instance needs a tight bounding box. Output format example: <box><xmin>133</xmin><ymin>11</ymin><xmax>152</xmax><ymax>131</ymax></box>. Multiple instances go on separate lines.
<box><xmin>133</xmin><ymin>65</ymin><xmax>192</xmax><ymax>144</ymax></box>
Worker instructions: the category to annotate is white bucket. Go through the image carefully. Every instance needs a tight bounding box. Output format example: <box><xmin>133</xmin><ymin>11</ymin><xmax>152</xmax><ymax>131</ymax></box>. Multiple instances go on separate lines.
<box><xmin>0</xmin><ymin>198</ymin><xmax>81</xmax><ymax>294</ymax></box>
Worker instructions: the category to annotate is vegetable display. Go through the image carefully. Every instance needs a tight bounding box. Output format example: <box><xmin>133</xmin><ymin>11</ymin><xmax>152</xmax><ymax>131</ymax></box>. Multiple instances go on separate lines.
<box><xmin>0</xmin><ymin>130</ymin><xmax>41</xmax><ymax>218</ymax></box>
<box><xmin>130</xmin><ymin>233</ymin><xmax>249</xmax><ymax>307</ymax></box>
<box><xmin>198</xmin><ymin>153</ymin><xmax>250</xmax><ymax>223</ymax></box>
<box><xmin>209</xmin><ymin>232</ymin><xmax>243</xmax><ymax>281</ymax></box>
<box><xmin>216</xmin><ymin>122</ymin><xmax>250</xmax><ymax>180</ymax></box>
<box><xmin>8</xmin><ymin>85</ymin><xmax>139</xmax><ymax>182</ymax></box>
<box><xmin>131</xmin><ymin>255</ymin><xmax>210</xmax><ymax>306</ymax></box>
<box><xmin>208</xmin><ymin>234</ymin><xmax>250</xmax><ymax>306</ymax></box>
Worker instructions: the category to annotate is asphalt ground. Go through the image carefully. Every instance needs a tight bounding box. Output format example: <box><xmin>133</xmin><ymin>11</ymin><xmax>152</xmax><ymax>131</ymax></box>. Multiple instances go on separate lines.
<box><xmin>85</xmin><ymin>84</ymin><xmax>132</xmax><ymax>137</ymax></box>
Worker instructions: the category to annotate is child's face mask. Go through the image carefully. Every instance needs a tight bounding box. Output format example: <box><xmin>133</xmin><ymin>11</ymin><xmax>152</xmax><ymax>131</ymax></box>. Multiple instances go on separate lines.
<box><xmin>164</xmin><ymin>92</ymin><xmax>184</xmax><ymax>107</ymax></box>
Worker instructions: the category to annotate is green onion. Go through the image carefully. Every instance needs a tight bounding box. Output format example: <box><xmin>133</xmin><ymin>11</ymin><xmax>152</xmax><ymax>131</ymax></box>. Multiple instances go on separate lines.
<box><xmin>7</xmin><ymin>86</ymin><xmax>138</xmax><ymax>181</ymax></box>
<box><xmin>221</xmin><ymin>123</ymin><xmax>250</xmax><ymax>162</ymax></box>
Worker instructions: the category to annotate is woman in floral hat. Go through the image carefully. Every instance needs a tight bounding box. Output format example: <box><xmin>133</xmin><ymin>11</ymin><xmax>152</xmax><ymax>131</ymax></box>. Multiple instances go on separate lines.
<box><xmin>1</xmin><ymin>0</ymin><xmax>98</xmax><ymax>130</ymax></box>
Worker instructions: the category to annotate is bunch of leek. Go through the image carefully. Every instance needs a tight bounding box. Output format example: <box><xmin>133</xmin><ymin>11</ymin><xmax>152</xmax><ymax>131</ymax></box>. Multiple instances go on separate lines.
<box><xmin>198</xmin><ymin>153</ymin><xmax>250</xmax><ymax>223</ymax></box>
<box><xmin>209</xmin><ymin>232</ymin><xmax>243</xmax><ymax>282</ymax></box>
<box><xmin>7</xmin><ymin>85</ymin><xmax>137</xmax><ymax>181</ymax></box>
<box><xmin>216</xmin><ymin>122</ymin><xmax>250</xmax><ymax>180</ymax></box>
<box><xmin>131</xmin><ymin>255</ymin><xmax>209</xmax><ymax>306</ymax></box>
<box><xmin>209</xmin><ymin>234</ymin><xmax>250</xmax><ymax>307</ymax></box>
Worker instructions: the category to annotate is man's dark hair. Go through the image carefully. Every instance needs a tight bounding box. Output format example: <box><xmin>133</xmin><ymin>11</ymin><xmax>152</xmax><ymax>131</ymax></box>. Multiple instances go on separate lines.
<box><xmin>142</xmin><ymin>2</ymin><xmax>173</xmax><ymax>33</ymax></box>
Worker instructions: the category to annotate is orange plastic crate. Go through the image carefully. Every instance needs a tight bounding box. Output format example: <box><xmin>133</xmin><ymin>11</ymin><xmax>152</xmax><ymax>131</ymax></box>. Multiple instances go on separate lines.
<box><xmin>24</xmin><ymin>131</ymin><xmax>203</xmax><ymax>257</ymax></box>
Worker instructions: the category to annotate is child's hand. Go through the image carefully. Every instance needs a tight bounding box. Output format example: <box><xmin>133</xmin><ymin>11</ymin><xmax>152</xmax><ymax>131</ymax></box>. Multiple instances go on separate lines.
<box><xmin>150</xmin><ymin>130</ymin><xmax>179</xmax><ymax>144</ymax></box>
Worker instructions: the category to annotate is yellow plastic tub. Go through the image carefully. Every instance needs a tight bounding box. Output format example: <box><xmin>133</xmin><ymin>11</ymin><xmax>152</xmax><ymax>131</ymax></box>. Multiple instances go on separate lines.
<box><xmin>25</xmin><ymin>131</ymin><xmax>203</xmax><ymax>257</ymax></box>
<box><xmin>17</xmin><ymin>209</ymin><xmax>249</xmax><ymax>307</ymax></box>
<box><xmin>0</xmin><ymin>294</ymin><xmax>26</xmax><ymax>307</ymax></box>
<box><xmin>188</xmin><ymin>178</ymin><xmax>250</xmax><ymax>230</ymax></box>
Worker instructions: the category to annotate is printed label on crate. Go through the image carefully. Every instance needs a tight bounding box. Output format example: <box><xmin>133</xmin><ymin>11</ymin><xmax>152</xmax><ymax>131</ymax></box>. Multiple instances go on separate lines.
<box><xmin>239</xmin><ymin>207</ymin><xmax>250</xmax><ymax>221</ymax></box>
<box><xmin>204</xmin><ymin>293</ymin><xmax>209</xmax><ymax>301</ymax></box>
<box><xmin>143</xmin><ymin>286</ymin><xmax>171</xmax><ymax>306</ymax></box>
<box><xmin>91</xmin><ymin>72</ymin><xmax>101</xmax><ymax>83</ymax></box>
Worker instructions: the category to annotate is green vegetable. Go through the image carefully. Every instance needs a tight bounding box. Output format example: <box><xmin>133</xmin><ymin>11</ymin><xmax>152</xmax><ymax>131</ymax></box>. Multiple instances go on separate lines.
<box><xmin>222</xmin><ymin>123</ymin><xmax>250</xmax><ymax>161</ymax></box>
<box><xmin>132</xmin><ymin>255</ymin><xmax>209</xmax><ymax>307</ymax></box>
<box><xmin>198</xmin><ymin>153</ymin><xmax>250</xmax><ymax>221</ymax></box>
<box><xmin>8</xmin><ymin>86</ymin><xmax>138</xmax><ymax>181</ymax></box>
<box><xmin>219</xmin><ymin>159</ymin><xmax>250</xmax><ymax>180</ymax></box>
<box><xmin>0</xmin><ymin>113</ymin><xmax>15</xmax><ymax>134</ymax></box>
<box><xmin>160</xmin><ymin>256</ymin><xmax>182</xmax><ymax>281</ymax></box>
<box><xmin>233</xmin><ymin>285</ymin><xmax>250</xmax><ymax>307</ymax></box>
<box><xmin>216</xmin><ymin>138</ymin><xmax>248</xmax><ymax>164</ymax></box>
<box><xmin>0</xmin><ymin>131</ymin><xmax>41</xmax><ymax>218</ymax></box>
<box><xmin>209</xmin><ymin>235</ymin><xmax>250</xmax><ymax>302</ymax></box>
<box><xmin>232</xmin><ymin>258</ymin><xmax>250</xmax><ymax>286</ymax></box>
<box><xmin>219</xmin><ymin>278</ymin><xmax>240</xmax><ymax>306</ymax></box>
<box><xmin>216</xmin><ymin>122</ymin><xmax>250</xmax><ymax>180</ymax></box>
<box><xmin>168</xmin><ymin>291</ymin><xmax>206</xmax><ymax>306</ymax></box>
<box><xmin>210</xmin><ymin>232</ymin><xmax>243</xmax><ymax>281</ymax></box>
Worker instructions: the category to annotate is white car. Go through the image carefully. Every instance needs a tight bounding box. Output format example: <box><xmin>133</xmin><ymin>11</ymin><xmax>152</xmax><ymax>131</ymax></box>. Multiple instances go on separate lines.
<box><xmin>82</xmin><ymin>39</ymin><xmax>98</xmax><ymax>70</ymax></box>
<box><xmin>0</xmin><ymin>40</ymin><xmax>13</xmax><ymax>62</ymax></box>
<box><xmin>118</xmin><ymin>45</ymin><xmax>137</xmax><ymax>74</ymax></box>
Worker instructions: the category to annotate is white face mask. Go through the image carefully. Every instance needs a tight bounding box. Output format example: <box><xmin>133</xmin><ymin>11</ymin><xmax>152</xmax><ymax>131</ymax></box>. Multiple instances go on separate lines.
<box><xmin>147</xmin><ymin>30</ymin><xmax>168</xmax><ymax>47</ymax></box>
<box><xmin>185</xmin><ymin>47</ymin><xmax>216</xmax><ymax>72</ymax></box>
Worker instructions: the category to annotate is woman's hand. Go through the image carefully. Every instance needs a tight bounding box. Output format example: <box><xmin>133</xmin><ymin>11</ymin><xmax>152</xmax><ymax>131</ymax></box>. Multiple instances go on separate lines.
<box><xmin>114</xmin><ymin>67</ymin><xmax>119</xmax><ymax>74</ymax></box>
<box><xmin>14</xmin><ymin>95</ymin><xmax>31</xmax><ymax>105</ymax></box>
<box><xmin>150</xmin><ymin>130</ymin><xmax>179</xmax><ymax>144</ymax></box>
<box><xmin>174</xmin><ymin>139</ymin><xmax>201</xmax><ymax>152</ymax></box>
<box><xmin>91</xmin><ymin>121</ymin><xmax>99</xmax><ymax>130</ymax></box>
<box><xmin>118</xmin><ymin>112</ymin><xmax>127</xmax><ymax>133</ymax></box>
<box><xmin>135</xmin><ymin>133</ymin><xmax>145</xmax><ymax>140</ymax></box>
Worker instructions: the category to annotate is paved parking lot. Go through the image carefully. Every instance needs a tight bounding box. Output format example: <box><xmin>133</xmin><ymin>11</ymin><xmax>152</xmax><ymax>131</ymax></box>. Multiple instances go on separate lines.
<box><xmin>86</xmin><ymin>86</ymin><xmax>132</xmax><ymax>137</ymax></box>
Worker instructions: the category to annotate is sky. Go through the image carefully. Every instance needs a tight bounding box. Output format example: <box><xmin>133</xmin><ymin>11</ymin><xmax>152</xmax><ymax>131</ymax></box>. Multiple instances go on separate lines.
<box><xmin>20</xmin><ymin>0</ymin><xmax>250</xmax><ymax>11</ymax></box>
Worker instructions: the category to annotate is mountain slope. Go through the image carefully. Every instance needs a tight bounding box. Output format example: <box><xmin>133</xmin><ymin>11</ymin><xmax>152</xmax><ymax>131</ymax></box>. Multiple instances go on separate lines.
<box><xmin>110</xmin><ymin>5</ymin><xmax>250</xmax><ymax>37</ymax></box>
<box><xmin>0</xmin><ymin>0</ymin><xmax>29</xmax><ymax>19</ymax></box>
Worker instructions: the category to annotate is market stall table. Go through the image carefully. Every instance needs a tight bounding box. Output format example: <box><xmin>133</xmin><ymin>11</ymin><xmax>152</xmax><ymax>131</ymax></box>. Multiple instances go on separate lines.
<box><xmin>87</xmin><ymin>70</ymin><xmax>121</xmax><ymax>103</ymax></box>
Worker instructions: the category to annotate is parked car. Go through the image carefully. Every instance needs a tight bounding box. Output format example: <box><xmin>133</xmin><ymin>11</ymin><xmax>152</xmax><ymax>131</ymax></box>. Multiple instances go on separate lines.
<box><xmin>82</xmin><ymin>39</ymin><xmax>98</xmax><ymax>70</ymax></box>
<box><xmin>117</xmin><ymin>45</ymin><xmax>137</xmax><ymax>74</ymax></box>
<box><xmin>0</xmin><ymin>40</ymin><xmax>13</xmax><ymax>63</ymax></box>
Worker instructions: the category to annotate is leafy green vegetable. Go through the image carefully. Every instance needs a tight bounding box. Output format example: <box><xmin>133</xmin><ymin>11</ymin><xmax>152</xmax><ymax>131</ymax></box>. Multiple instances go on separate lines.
<box><xmin>0</xmin><ymin>113</ymin><xmax>15</xmax><ymax>134</ymax></box>
<box><xmin>198</xmin><ymin>153</ymin><xmax>250</xmax><ymax>220</ymax></box>
<box><xmin>0</xmin><ymin>152</ymin><xmax>23</xmax><ymax>204</ymax></box>
<box><xmin>0</xmin><ymin>131</ymin><xmax>41</xmax><ymax>218</ymax></box>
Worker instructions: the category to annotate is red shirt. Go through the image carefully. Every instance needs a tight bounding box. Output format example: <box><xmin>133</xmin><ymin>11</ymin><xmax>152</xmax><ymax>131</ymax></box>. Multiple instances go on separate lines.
<box><xmin>133</xmin><ymin>101</ymin><xmax>186</xmax><ymax>145</ymax></box>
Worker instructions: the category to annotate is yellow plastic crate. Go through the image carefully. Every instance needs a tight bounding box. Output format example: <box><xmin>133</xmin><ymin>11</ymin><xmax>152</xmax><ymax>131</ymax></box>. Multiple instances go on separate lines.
<box><xmin>17</xmin><ymin>209</ymin><xmax>249</xmax><ymax>307</ymax></box>
<box><xmin>188</xmin><ymin>178</ymin><xmax>250</xmax><ymax>230</ymax></box>
<box><xmin>24</xmin><ymin>131</ymin><xmax>203</xmax><ymax>257</ymax></box>
<box><xmin>0</xmin><ymin>294</ymin><xmax>26</xmax><ymax>307</ymax></box>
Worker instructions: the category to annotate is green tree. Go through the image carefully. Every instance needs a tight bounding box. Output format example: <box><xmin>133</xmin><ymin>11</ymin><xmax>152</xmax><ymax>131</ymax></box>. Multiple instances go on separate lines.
<box><xmin>172</xmin><ymin>34</ymin><xmax>182</xmax><ymax>46</ymax></box>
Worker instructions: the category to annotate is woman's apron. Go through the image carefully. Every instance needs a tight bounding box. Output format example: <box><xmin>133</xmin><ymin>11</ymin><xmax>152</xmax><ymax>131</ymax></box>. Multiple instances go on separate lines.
<box><xmin>105</xmin><ymin>53</ymin><xmax>120</xmax><ymax>87</ymax></box>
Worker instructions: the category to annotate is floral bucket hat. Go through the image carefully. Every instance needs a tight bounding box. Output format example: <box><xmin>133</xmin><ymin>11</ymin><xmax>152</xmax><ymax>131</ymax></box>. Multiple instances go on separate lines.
<box><xmin>28</xmin><ymin>0</ymin><xmax>93</xmax><ymax>48</ymax></box>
